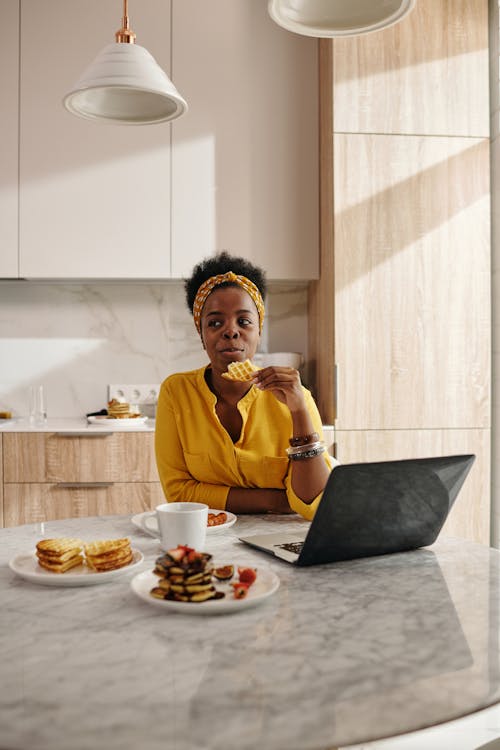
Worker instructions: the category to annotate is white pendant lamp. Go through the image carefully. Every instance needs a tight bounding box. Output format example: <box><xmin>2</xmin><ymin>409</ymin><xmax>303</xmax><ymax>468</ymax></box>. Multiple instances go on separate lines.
<box><xmin>268</xmin><ymin>0</ymin><xmax>415</xmax><ymax>37</ymax></box>
<box><xmin>63</xmin><ymin>0</ymin><xmax>187</xmax><ymax>125</ymax></box>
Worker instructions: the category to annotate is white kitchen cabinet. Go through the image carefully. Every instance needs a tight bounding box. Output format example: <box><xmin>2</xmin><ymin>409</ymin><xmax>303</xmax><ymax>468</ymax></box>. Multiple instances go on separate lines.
<box><xmin>171</xmin><ymin>0</ymin><xmax>319</xmax><ymax>280</ymax></box>
<box><xmin>19</xmin><ymin>0</ymin><xmax>172</xmax><ymax>279</ymax></box>
<box><xmin>0</xmin><ymin>0</ymin><xmax>19</xmax><ymax>278</ymax></box>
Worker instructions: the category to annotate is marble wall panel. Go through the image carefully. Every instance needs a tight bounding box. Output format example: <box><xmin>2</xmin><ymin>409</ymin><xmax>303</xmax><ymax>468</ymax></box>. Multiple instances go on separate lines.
<box><xmin>0</xmin><ymin>281</ymin><xmax>308</xmax><ymax>418</ymax></box>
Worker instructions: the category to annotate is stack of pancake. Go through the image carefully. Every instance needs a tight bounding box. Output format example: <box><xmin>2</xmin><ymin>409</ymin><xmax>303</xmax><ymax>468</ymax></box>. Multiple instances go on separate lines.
<box><xmin>84</xmin><ymin>538</ymin><xmax>133</xmax><ymax>572</ymax></box>
<box><xmin>36</xmin><ymin>538</ymin><xmax>84</xmax><ymax>573</ymax></box>
<box><xmin>151</xmin><ymin>545</ymin><xmax>224</xmax><ymax>603</ymax></box>
<box><xmin>107</xmin><ymin>398</ymin><xmax>134</xmax><ymax>419</ymax></box>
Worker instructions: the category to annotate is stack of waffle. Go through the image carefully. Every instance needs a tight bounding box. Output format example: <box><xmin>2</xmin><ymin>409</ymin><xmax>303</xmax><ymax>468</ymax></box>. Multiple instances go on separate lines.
<box><xmin>107</xmin><ymin>399</ymin><xmax>139</xmax><ymax>419</ymax></box>
<box><xmin>36</xmin><ymin>538</ymin><xmax>84</xmax><ymax>573</ymax></box>
<box><xmin>84</xmin><ymin>538</ymin><xmax>133</xmax><ymax>572</ymax></box>
<box><xmin>151</xmin><ymin>545</ymin><xmax>224</xmax><ymax>603</ymax></box>
<box><xmin>221</xmin><ymin>358</ymin><xmax>259</xmax><ymax>382</ymax></box>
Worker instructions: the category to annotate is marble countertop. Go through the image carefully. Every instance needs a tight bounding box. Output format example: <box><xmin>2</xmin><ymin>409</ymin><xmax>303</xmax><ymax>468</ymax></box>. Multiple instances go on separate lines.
<box><xmin>2</xmin><ymin>513</ymin><xmax>500</xmax><ymax>750</ymax></box>
<box><xmin>0</xmin><ymin>417</ymin><xmax>155</xmax><ymax>432</ymax></box>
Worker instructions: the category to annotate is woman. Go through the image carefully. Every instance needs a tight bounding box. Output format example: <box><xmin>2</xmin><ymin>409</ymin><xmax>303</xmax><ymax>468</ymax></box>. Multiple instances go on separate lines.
<box><xmin>155</xmin><ymin>252</ymin><xmax>335</xmax><ymax>519</ymax></box>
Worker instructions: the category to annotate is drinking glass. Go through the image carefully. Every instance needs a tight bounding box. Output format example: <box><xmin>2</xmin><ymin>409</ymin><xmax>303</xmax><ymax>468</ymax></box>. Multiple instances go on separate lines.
<box><xmin>29</xmin><ymin>385</ymin><xmax>47</xmax><ymax>426</ymax></box>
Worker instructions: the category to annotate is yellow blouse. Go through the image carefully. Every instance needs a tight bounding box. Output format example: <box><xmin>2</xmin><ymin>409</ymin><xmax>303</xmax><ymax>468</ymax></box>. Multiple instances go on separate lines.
<box><xmin>154</xmin><ymin>366</ymin><xmax>334</xmax><ymax>520</ymax></box>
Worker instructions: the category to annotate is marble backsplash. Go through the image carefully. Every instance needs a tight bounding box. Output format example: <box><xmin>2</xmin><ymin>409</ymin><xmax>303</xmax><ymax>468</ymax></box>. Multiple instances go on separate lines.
<box><xmin>0</xmin><ymin>280</ymin><xmax>308</xmax><ymax>418</ymax></box>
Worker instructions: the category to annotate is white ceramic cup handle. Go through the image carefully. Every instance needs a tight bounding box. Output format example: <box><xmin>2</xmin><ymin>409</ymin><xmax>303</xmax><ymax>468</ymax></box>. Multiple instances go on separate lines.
<box><xmin>140</xmin><ymin>511</ymin><xmax>160</xmax><ymax>537</ymax></box>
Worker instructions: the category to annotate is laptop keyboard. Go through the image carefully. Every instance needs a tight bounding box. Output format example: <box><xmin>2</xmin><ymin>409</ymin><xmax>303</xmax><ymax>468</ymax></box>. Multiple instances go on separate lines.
<box><xmin>276</xmin><ymin>541</ymin><xmax>304</xmax><ymax>554</ymax></box>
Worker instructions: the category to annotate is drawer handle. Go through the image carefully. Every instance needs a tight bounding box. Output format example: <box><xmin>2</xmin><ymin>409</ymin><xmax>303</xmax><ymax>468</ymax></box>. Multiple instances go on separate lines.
<box><xmin>55</xmin><ymin>432</ymin><xmax>113</xmax><ymax>437</ymax></box>
<box><xmin>56</xmin><ymin>482</ymin><xmax>115</xmax><ymax>488</ymax></box>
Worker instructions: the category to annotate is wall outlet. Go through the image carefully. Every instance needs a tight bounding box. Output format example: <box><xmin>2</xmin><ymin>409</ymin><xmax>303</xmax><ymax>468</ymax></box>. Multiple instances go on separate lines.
<box><xmin>108</xmin><ymin>384</ymin><xmax>160</xmax><ymax>406</ymax></box>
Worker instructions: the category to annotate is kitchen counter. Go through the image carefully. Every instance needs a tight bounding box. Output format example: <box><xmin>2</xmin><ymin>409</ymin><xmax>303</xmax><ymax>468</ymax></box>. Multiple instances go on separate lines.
<box><xmin>1</xmin><ymin>514</ymin><xmax>500</xmax><ymax>750</ymax></box>
<box><xmin>0</xmin><ymin>417</ymin><xmax>155</xmax><ymax>432</ymax></box>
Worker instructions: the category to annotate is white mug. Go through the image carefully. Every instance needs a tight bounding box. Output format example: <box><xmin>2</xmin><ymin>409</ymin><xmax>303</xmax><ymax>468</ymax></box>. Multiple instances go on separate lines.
<box><xmin>140</xmin><ymin>502</ymin><xmax>208</xmax><ymax>551</ymax></box>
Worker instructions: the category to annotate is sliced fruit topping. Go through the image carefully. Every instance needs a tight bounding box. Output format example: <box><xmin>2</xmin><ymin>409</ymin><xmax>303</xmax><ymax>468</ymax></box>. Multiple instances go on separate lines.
<box><xmin>213</xmin><ymin>564</ymin><xmax>235</xmax><ymax>581</ymax></box>
<box><xmin>232</xmin><ymin>581</ymin><xmax>250</xmax><ymax>599</ymax></box>
<box><xmin>238</xmin><ymin>567</ymin><xmax>257</xmax><ymax>585</ymax></box>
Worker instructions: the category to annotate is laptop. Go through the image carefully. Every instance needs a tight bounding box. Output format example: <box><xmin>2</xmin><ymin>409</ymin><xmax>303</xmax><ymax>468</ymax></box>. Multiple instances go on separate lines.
<box><xmin>239</xmin><ymin>454</ymin><xmax>475</xmax><ymax>566</ymax></box>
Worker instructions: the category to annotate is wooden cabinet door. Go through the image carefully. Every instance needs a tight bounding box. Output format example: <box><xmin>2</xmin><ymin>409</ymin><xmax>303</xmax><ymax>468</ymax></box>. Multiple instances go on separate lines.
<box><xmin>19</xmin><ymin>0</ymin><xmax>172</xmax><ymax>279</ymax></box>
<box><xmin>3</xmin><ymin>482</ymin><xmax>164</xmax><ymax>527</ymax></box>
<box><xmin>171</xmin><ymin>0</ymin><xmax>319</xmax><ymax>280</ymax></box>
<box><xmin>3</xmin><ymin>432</ymin><xmax>160</xmax><ymax>483</ymax></box>
<box><xmin>0</xmin><ymin>0</ymin><xmax>19</xmax><ymax>277</ymax></box>
<box><xmin>0</xmin><ymin>436</ymin><xmax>3</xmax><ymax>527</ymax></box>
<box><xmin>332</xmin><ymin>0</ymin><xmax>489</xmax><ymax>138</ymax></box>
<box><xmin>333</xmin><ymin>133</ymin><xmax>490</xmax><ymax>431</ymax></box>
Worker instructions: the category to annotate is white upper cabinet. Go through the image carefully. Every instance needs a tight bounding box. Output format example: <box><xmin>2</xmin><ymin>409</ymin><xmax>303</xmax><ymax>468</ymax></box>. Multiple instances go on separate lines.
<box><xmin>14</xmin><ymin>0</ymin><xmax>318</xmax><ymax>280</ymax></box>
<box><xmin>19</xmin><ymin>0</ymin><xmax>172</xmax><ymax>279</ymax></box>
<box><xmin>0</xmin><ymin>0</ymin><xmax>19</xmax><ymax>278</ymax></box>
<box><xmin>171</xmin><ymin>0</ymin><xmax>319</xmax><ymax>280</ymax></box>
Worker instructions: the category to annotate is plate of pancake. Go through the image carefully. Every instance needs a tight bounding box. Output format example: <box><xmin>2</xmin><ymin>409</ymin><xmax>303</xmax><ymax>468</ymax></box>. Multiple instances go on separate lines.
<box><xmin>131</xmin><ymin>564</ymin><xmax>280</xmax><ymax>614</ymax></box>
<box><xmin>9</xmin><ymin>537</ymin><xmax>144</xmax><ymax>586</ymax></box>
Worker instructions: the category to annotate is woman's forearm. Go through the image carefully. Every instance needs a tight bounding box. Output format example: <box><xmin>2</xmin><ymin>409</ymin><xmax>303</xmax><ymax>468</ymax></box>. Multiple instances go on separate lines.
<box><xmin>226</xmin><ymin>487</ymin><xmax>293</xmax><ymax>514</ymax></box>
<box><xmin>288</xmin><ymin>407</ymin><xmax>331</xmax><ymax>503</ymax></box>
<box><xmin>290</xmin><ymin>454</ymin><xmax>331</xmax><ymax>503</ymax></box>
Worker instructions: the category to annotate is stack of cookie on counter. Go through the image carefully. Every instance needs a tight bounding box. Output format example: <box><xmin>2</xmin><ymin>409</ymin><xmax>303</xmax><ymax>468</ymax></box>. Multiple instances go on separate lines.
<box><xmin>107</xmin><ymin>398</ymin><xmax>138</xmax><ymax>419</ymax></box>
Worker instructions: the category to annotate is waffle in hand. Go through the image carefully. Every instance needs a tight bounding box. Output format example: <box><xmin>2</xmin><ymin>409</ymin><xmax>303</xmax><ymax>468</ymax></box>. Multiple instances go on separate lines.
<box><xmin>221</xmin><ymin>359</ymin><xmax>259</xmax><ymax>382</ymax></box>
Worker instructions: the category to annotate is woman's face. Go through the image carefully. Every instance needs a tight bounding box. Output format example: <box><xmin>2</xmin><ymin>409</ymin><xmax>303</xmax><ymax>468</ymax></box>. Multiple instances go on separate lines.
<box><xmin>200</xmin><ymin>285</ymin><xmax>261</xmax><ymax>374</ymax></box>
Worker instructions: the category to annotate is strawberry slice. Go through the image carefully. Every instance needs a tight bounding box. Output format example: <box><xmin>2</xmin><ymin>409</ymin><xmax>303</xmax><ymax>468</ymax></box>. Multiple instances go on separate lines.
<box><xmin>232</xmin><ymin>581</ymin><xmax>250</xmax><ymax>599</ymax></box>
<box><xmin>238</xmin><ymin>567</ymin><xmax>257</xmax><ymax>585</ymax></box>
<box><xmin>168</xmin><ymin>545</ymin><xmax>193</xmax><ymax>562</ymax></box>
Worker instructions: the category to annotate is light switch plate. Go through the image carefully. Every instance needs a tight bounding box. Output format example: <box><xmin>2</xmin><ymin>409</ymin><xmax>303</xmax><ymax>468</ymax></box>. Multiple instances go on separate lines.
<box><xmin>108</xmin><ymin>384</ymin><xmax>160</xmax><ymax>405</ymax></box>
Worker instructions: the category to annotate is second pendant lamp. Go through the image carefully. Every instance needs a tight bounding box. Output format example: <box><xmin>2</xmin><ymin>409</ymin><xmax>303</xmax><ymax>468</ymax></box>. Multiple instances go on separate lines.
<box><xmin>268</xmin><ymin>0</ymin><xmax>415</xmax><ymax>37</ymax></box>
<box><xmin>63</xmin><ymin>0</ymin><xmax>187</xmax><ymax>125</ymax></box>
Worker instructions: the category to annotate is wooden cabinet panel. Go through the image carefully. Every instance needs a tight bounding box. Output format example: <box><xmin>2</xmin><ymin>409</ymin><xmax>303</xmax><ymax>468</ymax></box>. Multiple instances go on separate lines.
<box><xmin>19</xmin><ymin>0</ymin><xmax>172</xmax><ymax>278</ymax></box>
<box><xmin>0</xmin><ymin>436</ymin><xmax>3</xmax><ymax>527</ymax></box>
<box><xmin>3</xmin><ymin>433</ymin><xmax>160</xmax><ymax>483</ymax></box>
<box><xmin>336</xmin><ymin>428</ymin><xmax>490</xmax><ymax>545</ymax></box>
<box><xmin>0</xmin><ymin>0</ymin><xmax>19</xmax><ymax>277</ymax></box>
<box><xmin>333</xmin><ymin>133</ymin><xmax>490</xmax><ymax>430</ymax></box>
<box><xmin>171</xmin><ymin>0</ymin><xmax>319</xmax><ymax>280</ymax></box>
<box><xmin>3</xmin><ymin>483</ymin><xmax>164</xmax><ymax>527</ymax></box>
<box><xmin>333</xmin><ymin>0</ymin><xmax>489</xmax><ymax>137</ymax></box>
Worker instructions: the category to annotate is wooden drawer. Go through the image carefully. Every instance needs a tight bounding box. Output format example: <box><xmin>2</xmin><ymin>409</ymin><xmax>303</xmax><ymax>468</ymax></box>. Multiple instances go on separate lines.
<box><xmin>3</xmin><ymin>482</ymin><xmax>164</xmax><ymax>527</ymax></box>
<box><xmin>3</xmin><ymin>432</ymin><xmax>160</xmax><ymax>483</ymax></box>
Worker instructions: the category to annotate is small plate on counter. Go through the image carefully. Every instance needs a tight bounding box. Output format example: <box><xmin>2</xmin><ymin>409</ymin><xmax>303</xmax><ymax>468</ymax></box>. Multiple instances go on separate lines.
<box><xmin>9</xmin><ymin>549</ymin><xmax>145</xmax><ymax>587</ymax></box>
<box><xmin>87</xmin><ymin>415</ymin><xmax>149</xmax><ymax>428</ymax></box>
<box><xmin>131</xmin><ymin>509</ymin><xmax>237</xmax><ymax>537</ymax></box>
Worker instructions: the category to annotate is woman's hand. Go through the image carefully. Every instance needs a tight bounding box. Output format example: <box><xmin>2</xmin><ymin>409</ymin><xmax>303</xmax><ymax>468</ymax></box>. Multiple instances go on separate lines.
<box><xmin>252</xmin><ymin>366</ymin><xmax>306</xmax><ymax>413</ymax></box>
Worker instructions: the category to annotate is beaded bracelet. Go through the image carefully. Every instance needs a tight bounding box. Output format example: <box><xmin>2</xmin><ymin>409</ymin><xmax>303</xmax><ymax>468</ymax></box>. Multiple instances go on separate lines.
<box><xmin>289</xmin><ymin>432</ymin><xmax>320</xmax><ymax>448</ymax></box>
<box><xmin>286</xmin><ymin>440</ymin><xmax>324</xmax><ymax>457</ymax></box>
<box><xmin>288</xmin><ymin>444</ymin><xmax>326</xmax><ymax>461</ymax></box>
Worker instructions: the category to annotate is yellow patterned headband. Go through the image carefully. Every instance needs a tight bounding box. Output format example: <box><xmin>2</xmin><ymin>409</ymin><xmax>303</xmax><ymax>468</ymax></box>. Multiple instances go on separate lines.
<box><xmin>193</xmin><ymin>271</ymin><xmax>265</xmax><ymax>334</ymax></box>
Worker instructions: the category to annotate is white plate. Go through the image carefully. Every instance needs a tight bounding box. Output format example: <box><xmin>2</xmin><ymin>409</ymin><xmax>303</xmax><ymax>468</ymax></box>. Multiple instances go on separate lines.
<box><xmin>9</xmin><ymin>549</ymin><xmax>145</xmax><ymax>587</ymax></box>
<box><xmin>130</xmin><ymin>565</ymin><xmax>279</xmax><ymax>614</ymax></box>
<box><xmin>131</xmin><ymin>509</ymin><xmax>237</xmax><ymax>537</ymax></box>
<box><xmin>87</xmin><ymin>416</ymin><xmax>149</xmax><ymax>428</ymax></box>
